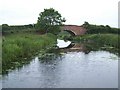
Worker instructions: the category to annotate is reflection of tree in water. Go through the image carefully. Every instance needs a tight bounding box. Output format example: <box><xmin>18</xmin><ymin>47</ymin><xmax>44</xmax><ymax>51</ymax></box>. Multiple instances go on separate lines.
<box><xmin>36</xmin><ymin>46</ymin><xmax>66</xmax><ymax>87</ymax></box>
<box><xmin>37</xmin><ymin>56</ymin><xmax>64</xmax><ymax>88</ymax></box>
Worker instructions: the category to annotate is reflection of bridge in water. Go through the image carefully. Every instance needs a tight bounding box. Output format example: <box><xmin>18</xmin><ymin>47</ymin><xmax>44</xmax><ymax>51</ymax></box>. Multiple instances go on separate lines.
<box><xmin>60</xmin><ymin>43</ymin><xmax>90</xmax><ymax>54</ymax></box>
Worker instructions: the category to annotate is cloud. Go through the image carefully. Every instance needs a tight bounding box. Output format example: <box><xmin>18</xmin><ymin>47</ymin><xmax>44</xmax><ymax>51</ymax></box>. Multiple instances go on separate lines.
<box><xmin>0</xmin><ymin>0</ymin><xmax>119</xmax><ymax>27</ymax></box>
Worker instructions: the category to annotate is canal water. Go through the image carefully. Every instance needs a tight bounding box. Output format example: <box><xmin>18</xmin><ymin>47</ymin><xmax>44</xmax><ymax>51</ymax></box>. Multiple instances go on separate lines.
<box><xmin>2</xmin><ymin>39</ymin><xmax>119</xmax><ymax>88</ymax></box>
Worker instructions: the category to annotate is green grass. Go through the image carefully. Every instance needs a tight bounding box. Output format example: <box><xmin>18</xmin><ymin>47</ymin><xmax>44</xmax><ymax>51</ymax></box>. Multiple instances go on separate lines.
<box><xmin>73</xmin><ymin>34</ymin><xmax>119</xmax><ymax>56</ymax></box>
<box><xmin>3</xmin><ymin>28</ymin><xmax>37</xmax><ymax>36</ymax></box>
<box><xmin>0</xmin><ymin>36</ymin><xmax>2</xmax><ymax>74</ymax></box>
<box><xmin>2</xmin><ymin>33</ymin><xmax>57</xmax><ymax>73</ymax></box>
<box><xmin>57</xmin><ymin>31</ymin><xmax>73</xmax><ymax>41</ymax></box>
<box><xmin>74</xmin><ymin>34</ymin><xmax>119</xmax><ymax>48</ymax></box>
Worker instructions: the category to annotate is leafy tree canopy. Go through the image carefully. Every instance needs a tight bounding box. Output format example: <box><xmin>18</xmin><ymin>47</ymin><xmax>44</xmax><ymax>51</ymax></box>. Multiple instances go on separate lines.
<box><xmin>36</xmin><ymin>8</ymin><xmax>66</xmax><ymax>34</ymax></box>
<box><xmin>2</xmin><ymin>24</ymin><xmax>10</xmax><ymax>31</ymax></box>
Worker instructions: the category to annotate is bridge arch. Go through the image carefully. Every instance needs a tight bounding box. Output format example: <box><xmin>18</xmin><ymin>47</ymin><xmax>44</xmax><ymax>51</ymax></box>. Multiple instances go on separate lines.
<box><xmin>60</xmin><ymin>25</ymin><xmax>86</xmax><ymax>36</ymax></box>
<box><xmin>63</xmin><ymin>29</ymin><xmax>76</xmax><ymax>36</ymax></box>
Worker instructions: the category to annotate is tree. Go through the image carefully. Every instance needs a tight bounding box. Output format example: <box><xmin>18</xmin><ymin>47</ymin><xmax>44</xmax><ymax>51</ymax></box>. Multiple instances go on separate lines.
<box><xmin>35</xmin><ymin>8</ymin><xmax>66</xmax><ymax>34</ymax></box>
<box><xmin>2</xmin><ymin>24</ymin><xmax>10</xmax><ymax>31</ymax></box>
<box><xmin>82</xmin><ymin>21</ymin><xmax>89</xmax><ymax>27</ymax></box>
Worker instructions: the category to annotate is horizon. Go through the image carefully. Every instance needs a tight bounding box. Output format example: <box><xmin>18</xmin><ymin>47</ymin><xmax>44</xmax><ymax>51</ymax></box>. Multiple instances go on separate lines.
<box><xmin>2</xmin><ymin>23</ymin><xmax>118</xmax><ymax>28</ymax></box>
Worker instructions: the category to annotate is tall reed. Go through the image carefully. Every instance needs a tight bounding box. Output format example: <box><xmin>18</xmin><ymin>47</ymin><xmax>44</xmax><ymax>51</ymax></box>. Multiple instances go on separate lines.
<box><xmin>2</xmin><ymin>33</ymin><xmax>57</xmax><ymax>67</ymax></box>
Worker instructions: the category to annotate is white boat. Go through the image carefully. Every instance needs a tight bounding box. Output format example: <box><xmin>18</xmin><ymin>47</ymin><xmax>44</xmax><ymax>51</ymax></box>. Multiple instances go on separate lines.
<box><xmin>57</xmin><ymin>39</ymin><xmax>71</xmax><ymax>48</ymax></box>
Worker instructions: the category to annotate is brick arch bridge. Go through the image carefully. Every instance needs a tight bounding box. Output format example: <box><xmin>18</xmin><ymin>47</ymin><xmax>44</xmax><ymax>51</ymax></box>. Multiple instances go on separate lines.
<box><xmin>61</xmin><ymin>25</ymin><xmax>86</xmax><ymax>36</ymax></box>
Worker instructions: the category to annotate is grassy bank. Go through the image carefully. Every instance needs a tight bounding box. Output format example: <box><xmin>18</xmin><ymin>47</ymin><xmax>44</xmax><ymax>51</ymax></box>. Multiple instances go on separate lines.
<box><xmin>73</xmin><ymin>34</ymin><xmax>119</xmax><ymax>49</ymax></box>
<box><xmin>2</xmin><ymin>33</ymin><xmax>57</xmax><ymax>73</ymax></box>
<box><xmin>73</xmin><ymin>34</ymin><xmax>120</xmax><ymax>55</ymax></box>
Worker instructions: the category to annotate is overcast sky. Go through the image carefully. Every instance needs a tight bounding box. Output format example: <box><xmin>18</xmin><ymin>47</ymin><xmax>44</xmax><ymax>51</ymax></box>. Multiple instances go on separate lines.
<box><xmin>0</xmin><ymin>0</ymin><xmax>119</xmax><ymax>28</ymax></box>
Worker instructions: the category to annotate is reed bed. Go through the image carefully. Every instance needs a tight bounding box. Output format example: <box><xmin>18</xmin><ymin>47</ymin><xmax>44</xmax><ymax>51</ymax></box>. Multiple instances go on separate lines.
<box><xmin>2</xmin><ymin>33</ymin><xmax>57</xmax><ymax>67</ymax></box>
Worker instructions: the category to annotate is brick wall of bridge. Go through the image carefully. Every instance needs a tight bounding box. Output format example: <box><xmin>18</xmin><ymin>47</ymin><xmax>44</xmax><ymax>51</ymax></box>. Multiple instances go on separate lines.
<box><xmin>61</xmin><ymin>25</ymin><xmax>86</xmax><ymax>35</ymax></box>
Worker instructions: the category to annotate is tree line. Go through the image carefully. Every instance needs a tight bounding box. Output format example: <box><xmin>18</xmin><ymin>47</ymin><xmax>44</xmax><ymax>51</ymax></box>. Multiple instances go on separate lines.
<box><xmin>2</xmin><ymin>8</ymin><xmax>66</xmax><ymax>35</ymax></box>
<box><xmin>82</xmin><ymin>22</ymin><xmax>120</xmax><ymax>34</ymax></box>
<box><xmin>2</xmin><ymin>24</ymin><xmax>35</xmax><ymax>31</ymax></box>
<box><xmin>2</xmin><ymin>8</ymin><xmax>120</xmax><ymax>35</ymax></box>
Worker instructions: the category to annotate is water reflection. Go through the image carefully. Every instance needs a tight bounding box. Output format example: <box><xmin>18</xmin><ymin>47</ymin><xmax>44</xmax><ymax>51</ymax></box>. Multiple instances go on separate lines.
<box><xmin>37</xmin><ymin>57</ymin><xmax>62</xmax><ymax>88</ymax></box>
<box><xmin>2</xmin><ymin>50</ymin><xmax>118</xmax><ymax>88</ymax></box>
<box><xmin>61</xmin><ymin>43</ymin><xmax>89</xmax><ymax>53</ymax></box>
<box><xmin>58</xmin><ymin>39</ymin><xmax>119</xmax><ymax>55</ymax></box>
<box><xmin>2</xmin><ymin>40</ymin><xmax>119</xmax><ymax>88</ymax></box>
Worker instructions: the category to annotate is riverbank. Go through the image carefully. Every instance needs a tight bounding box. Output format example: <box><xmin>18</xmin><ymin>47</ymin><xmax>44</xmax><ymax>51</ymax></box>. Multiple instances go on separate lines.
<box><xmin>73</xmin><ymin>34</ymin><xmax>119</xmax><ymax>55</ymax></box>
<box><xmin>2</xmin><ymin>33</ymin><xmax>57</xmax><ymax>74</ymax></box>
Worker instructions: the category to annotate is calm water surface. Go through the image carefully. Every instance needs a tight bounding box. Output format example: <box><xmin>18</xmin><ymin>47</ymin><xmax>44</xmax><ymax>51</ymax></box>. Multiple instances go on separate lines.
<box><xmin>2</xmin><ymin>40</ymin><xmax>119</xmax><ymax>88</ymax></box>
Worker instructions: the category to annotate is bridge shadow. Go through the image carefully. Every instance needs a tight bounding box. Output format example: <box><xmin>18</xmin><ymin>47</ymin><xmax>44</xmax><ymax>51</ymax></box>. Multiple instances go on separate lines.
<box><xmin>63</xmin><ymin>30</ymin><xmax>76</xmax><ymax>36</ymax></box>
<box><xmin>60</xmin><ymin>43</ymin><xmax>90</xmax><ymax>54</ymax></box>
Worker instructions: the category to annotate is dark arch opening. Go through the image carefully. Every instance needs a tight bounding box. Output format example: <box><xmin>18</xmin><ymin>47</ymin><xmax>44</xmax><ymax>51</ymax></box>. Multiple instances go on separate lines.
<box><xmin>63</xmin><ymin>30</ymin><xmax>76</xmax><ymax>36</ymax></box>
